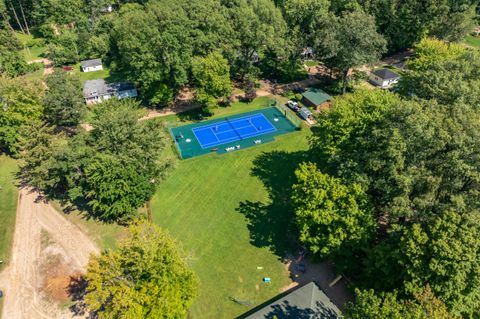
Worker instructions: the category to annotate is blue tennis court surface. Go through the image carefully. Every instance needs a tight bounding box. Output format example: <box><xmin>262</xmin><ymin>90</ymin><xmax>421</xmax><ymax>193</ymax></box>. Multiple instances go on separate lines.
<box><xmin>192</xmin><ymin>114</ymin><xmax>276</xmax><ymax>149</ymax></box>
<box><xmin>170</xmin><ymin>106</ymin><xmax>299</xmax><ymax>159</ymax></box>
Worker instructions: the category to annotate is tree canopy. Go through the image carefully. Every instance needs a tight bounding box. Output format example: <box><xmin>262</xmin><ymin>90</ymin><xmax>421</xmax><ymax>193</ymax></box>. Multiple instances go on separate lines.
<box><xmin>84</xmin><ymin>221</ymin><xmax>198</xmax><ymax>318</ymax></box>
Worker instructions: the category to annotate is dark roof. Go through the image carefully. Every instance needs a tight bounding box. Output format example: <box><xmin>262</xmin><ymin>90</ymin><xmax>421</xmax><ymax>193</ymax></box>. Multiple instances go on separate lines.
<box><xmin>302</xmin><ymin>88</ymin><xmax>331</xmax><ymax>106</ymax></box>
<box><xmin>83</xmin><ymin>79</ymin><xmax>136</xmax><ymax>98</ymax></box>
<box><xmin>80</xmin><ymin>58</ymin><xmax>102</xmax><ymax>68</ymax></box>
<box><xmin>373</xmin><ymin>68</ymin><xmax>400</xmax><ymax>80</ymax></box>
<box><xmin>243</xmin><ymin>282</ymin><xmax>341</xmax><ymax>319</ymax></box>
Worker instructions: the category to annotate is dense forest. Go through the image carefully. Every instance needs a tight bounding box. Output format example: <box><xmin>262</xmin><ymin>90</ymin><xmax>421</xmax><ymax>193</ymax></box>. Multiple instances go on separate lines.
<box><xmin>1</xmin><ymin>0</ymin><xmax>480</xmax><ymax>318</ymax></box>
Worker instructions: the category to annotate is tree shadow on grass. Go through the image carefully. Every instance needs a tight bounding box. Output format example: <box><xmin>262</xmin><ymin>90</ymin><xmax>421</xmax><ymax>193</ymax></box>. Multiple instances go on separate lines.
<box><xmin>236</xmin><ymin>150</ymin><xmax>315</xmax><ymax>259</ymax></box>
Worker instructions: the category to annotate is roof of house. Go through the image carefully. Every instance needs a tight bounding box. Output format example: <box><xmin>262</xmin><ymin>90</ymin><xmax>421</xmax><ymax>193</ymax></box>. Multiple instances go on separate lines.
<box><xmin>83</xmin><ymin>79</ymin><xmax>136</xmax><ymax>98</ymax></box>
<box><xmin>80</xmin><ymin>58</ymin><xmax>102</xmax><ymax>68</ymax></box>
<box><xmin>373</xmin><ymin>68</ymin><xmax>400</xmax><ymax>80</ymax></box>
<box><xmin>242</xmin><ymin>282</ymin><xmax>341</xmax><ymax>319</ymax></box>
<box><xmin>302</xmin><ymin>88</ymin><xmax>331</xmax><ymax>106</ymax></box>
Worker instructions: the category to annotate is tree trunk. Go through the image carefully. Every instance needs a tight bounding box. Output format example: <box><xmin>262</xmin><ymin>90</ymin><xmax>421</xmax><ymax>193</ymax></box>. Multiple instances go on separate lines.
<box><xmin>1</xmin><ymin>12</ymin><xmax>15</xmax><ymax>32</ymax></box>
<box><xmin>18</xmin><ymin>0</ymin><xmax>30</xmax><ymax>35</ymax></box>
<box><xmin>342</xmin><ymin>68</ymin><xmax>350</xmax><ymax>94</ymax></box>
<box><xmin>8</xmin><ymin>0</ymin><xmax>24</xmax><ymax>34</ymax></box>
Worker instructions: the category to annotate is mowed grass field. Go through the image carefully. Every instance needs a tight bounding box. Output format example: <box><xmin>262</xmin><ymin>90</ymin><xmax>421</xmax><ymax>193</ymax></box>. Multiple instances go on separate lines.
<box><xmin>464</xmin><ymin>35</ymin><xmax>480</xmax><ymax>49</ymax></box>
<box><xmin>151</xmin><ymin>100</ymin><xmax>310</xmax><ymax>318</ymax></box>
<box><xmin>0</xmin><ymin>156</ymin><xmax>18</xmax><ymax>270</ymax></box>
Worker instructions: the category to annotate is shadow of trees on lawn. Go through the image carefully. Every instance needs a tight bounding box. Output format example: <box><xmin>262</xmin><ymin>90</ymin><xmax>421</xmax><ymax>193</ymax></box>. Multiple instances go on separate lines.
<box><xmin>236</xmin><ymin>149</ymin><xmax>315</xmax><ymax>259</ymax></box>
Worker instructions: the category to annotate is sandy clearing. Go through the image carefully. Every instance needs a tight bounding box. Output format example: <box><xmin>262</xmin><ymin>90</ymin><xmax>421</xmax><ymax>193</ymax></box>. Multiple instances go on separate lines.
<box><xmin>0</xmin><ymin>188</ymin><xmax>99</xmax><ymax>319</ymax></box>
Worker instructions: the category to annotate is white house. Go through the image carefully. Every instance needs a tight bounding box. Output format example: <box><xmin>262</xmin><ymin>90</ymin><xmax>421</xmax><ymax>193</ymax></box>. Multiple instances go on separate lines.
<box><xmin>80</xmin><ymin>58</ymin><xmax>103</xmax><ymax>73</ymax></box>
<box><xmin>83</xmin><ymin>79</ymin><xmax>138</xmax><ymax>104</ymax></box>
<box><xmin>369</xmin><ymin>68</ymin><xmax>401</xmax><ymax>88</ymax></box>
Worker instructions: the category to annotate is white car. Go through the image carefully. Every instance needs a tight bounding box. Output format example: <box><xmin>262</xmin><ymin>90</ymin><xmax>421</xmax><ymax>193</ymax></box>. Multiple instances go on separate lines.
<box><xmin>287</xmin><ymin>100</ymin><xmax>299</xmax><ymax>111</ymax></box>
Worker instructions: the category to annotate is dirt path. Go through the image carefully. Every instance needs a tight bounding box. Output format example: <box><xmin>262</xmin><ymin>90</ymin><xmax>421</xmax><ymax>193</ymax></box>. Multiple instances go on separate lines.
<box><xmin>27</xmin><ymin>58</ymin><xmax>54</xmax><ymax>75</ymax></box>
<box><xmin>0</xmin><ymin>188</ymin><xmax>99</xmax><ymax>319</ymax></box>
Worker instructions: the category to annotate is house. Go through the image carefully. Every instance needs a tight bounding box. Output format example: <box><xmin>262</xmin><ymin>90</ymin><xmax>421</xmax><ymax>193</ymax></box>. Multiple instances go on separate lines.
<box><xmin>369</xmin><ymin>68</ymin><xmax>401</xmax><ymax>88</ymax></box>
<box><xmin>80</xmin><ymin>59</ymin><xmax>103</xmax><ymax>73</ymax></box>
<box><xmin>301</xmin><ymin>88</ymin><xmax>332</xmax><ymax>111</ymax></box>
<box><xmin>83</xmin><ymin>79</ymin><xmax>138</xmax><ymax>104</ymax></box>
<box><xmin>241</xmin><ymin>282</ymin><xmax>341</xmax><ymax>319</ymax></box>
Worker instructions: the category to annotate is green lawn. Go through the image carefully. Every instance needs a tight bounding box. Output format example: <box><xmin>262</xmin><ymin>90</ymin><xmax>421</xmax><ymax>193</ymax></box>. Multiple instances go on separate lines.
<box><xmin>464</xmin><ymin>35</ymin><xmax>480</xmax><ymax>49</ymax></box>
<box><xmin>15</xmin><ymin>32</ymin><xmax>46</xmax><ymax>61</ymax></box>
<box><xmin>304</xmin><ymin>60</ymin><xmax>320</xmax><ymax>67</ymax></box>
<box><xmin>62</xmin><ymin>97</ymin><xmax>310</xmax><ymax>318</ymax></box>
<box><xmin>150</xmin><ymin>99</ymin><xmax>310</xmax><ymax>318</ymax></box>
<box><xmin>69</xmin><ymin>62</ymin><xmax>112</xmax><ymax>82</ymax></box>
<box><xmin>0</xmin><ymin>156</ymin><xmax>18</xmax><ymax>271</ymax></box>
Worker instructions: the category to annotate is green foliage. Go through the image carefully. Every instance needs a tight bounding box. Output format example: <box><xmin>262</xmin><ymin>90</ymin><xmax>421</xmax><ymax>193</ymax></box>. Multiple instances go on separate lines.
<box><xmin>45</xmin><ymin>31</ymin><xmax>80</xmax><ymax>65</ymax></box>
<box><xmin>362</xmin><ymin>0</ymin><xmax>478</xmax><ymax>51</ymax></box>
<box><xmin>0</xmin><ymin>28</ymin><xmax>28</xmax><ymax>76</ymax></box>
<box><xmin>292</xmin><ymin>162</ymin><xmax>375</xmax><ymax>260</ymax></box>
<box><xmin>345</xmin><ymin>286</ymin><xmax>457</xmax><ymax>319</ymax></box>
<box><xmin>399</xmin><ymin>210</ymin><xmax>480</xmax><ymax>316</ymax></box>
<box><xmin>406</xmin><ymin>38</ymin><xmax>466</xmax><ymax>72</ymax></box>
<box><xmin>0</xmin><ymin>75</ymin><xmax>44</xmax><ymax>153</ymax></box>
<box><xmin>192</xmin><ymin>51</ymin><xmax>232</xmax><ymax>109</ymax></box>
<box><xmin>400</xmin><ymin>39</ymin><xmax>480</xmax><ymax>107</ymax></box>
<box><xmin>84</xmin><ymin>221</ymin><xmax>198</xmax><ymax>319</ymax></box>
<box><xmin>43</xmin><ymin>70</ymin><xmax>85</xmax><ymax>126</ymax></box>
<box><xmin>313</xmin><ymin>9</ymin><xmax>386</xmax><ymax>92</ymax></box>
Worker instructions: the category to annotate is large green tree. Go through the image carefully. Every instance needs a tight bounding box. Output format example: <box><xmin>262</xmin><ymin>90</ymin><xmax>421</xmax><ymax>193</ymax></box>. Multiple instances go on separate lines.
<box><xmin>84</xmin><ymin>221</ymin><xmax>198</xmax><ymax>319</ymax></box>
<box><xmin>43</xmin><ymin>69</ymin><xmax>85</xmax><ymax>126</ymax></box>
<box><xmin>192</xmin><ymin>51</ymin><xmax>232</xmax><ymax>109</ymax></box>
<box><xmin>0</xmin><ymin>28</ymin><xmax>28</xmax><ymax>76</ymax></box>
<box><xmin>345</xmin><ymin>286</ymin><xmax>458</xmax><ymax>319</ymax></box>
<box><xmin>313</xmin><ymin>9</ymin><xmax>387</xmax><ymax>92</ymax></box>
<box><xmin>292</xmin><ymin>162</ymin><xmax>375</xmax><ymax>261</ymax></box>
<box><xmin>0</xmin><ymin>75</ymin><xmax>43</xmax><ymax>153</ymax></box>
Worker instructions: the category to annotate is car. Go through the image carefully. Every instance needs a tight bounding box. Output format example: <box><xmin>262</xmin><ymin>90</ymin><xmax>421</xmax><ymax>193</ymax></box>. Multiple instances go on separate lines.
<box><xmin>287</xmin><ymin>100</ymin><xmax>299</xmax><ymax>111</ymax></box>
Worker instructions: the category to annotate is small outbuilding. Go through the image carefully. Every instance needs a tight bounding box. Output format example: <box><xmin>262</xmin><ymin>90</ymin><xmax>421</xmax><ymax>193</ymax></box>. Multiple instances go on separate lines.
<box><xmin>242</xmin><ymin>281</ymin><xmax>341</xmax><ymax>319</ymax></box>
<box><xmin>80</xmin><ymin>58</ymin><xmax>103</xmax><ymax>73</ymax></box>
<box><xmin>369</xmin><ymin>68</ymin><xmax>401</xmax><ymax>88</ymax></box>
<box><xmin>83</xmin><ymin>79</ymin><xmax>138</xmax><ymax>104</ymax></box>
<box><xmin>301</xmin><ymin>88</ymin><xmax>332</xmax><ymax>111</ymax></box>
<box><xmin>299</xmin><ymin>107</ymin><xmax>314</xmax><ymax>122</ymax></box>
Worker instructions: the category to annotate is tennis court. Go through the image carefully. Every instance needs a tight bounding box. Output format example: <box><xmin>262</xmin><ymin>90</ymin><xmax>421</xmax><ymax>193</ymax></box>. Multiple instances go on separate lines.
<box><xmin>192</xmin><ymin>114</ymin><xmax>277</xmax><ymax>149</ymax></box>
<box><xmin>170</xmin><ymin>106</ymin><xmax>299</xmax><ymax>159</ymax></box>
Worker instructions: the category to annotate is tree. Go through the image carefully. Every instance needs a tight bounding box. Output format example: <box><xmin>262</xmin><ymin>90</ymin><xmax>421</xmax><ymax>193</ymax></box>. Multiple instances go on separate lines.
<box><xmin>0</xmin><ymin>75</ymin><xmax>43</xmax><ymax>153</ymax></box>
<box><xmin>84</xmin><ymin>221</ymin><xmax>198</xmax><ymax>319</ymax></box>
<box><xmin>344</xmin><ymin>287</ymin><xmax>457</xmax><ymax>319</ymax></box>
<box><xmin>313</xmin><ymin>9</ymin><xmax>387</xmax><ymax>92</ymax></box>
<box><xmin>399</xmin><ymin>39</ymin><xmax>480</xmax><ymax>107</ymax></box>
<box><xmin>43</xmin><ymin>69</ymin><xmax>85</xmax><ymax>126</ymax></box>
<box><xmin>228</xmin><ymin>0</ymin><xmax>287</xmax><ymax>79</ymax></box>
<box><xmin>0</xmin><ymin>28</ymin><xmax>28</xmax><ymax>76</ymax></box>
<box><xmin>17</xmin><ymin>123</ymin><xmax>70</xmax><ymax>194</ymax></box>
<box><xmin>77</xmin><ymin>99</ymin><xmax>173</xmax><ymax>221</ymax></box>
<box><xmin>362</xmin><ymin>0</ymin><xmax>478</xmax><ymax>51</ymax></box>
<box><xmin>292</xmin><ymin>162</ymin><xmax>375</xmax><ymax>260</ymax></box>
<box><xmin>399</xmin><ymin>210</ymin><xmax>480</xmax><ymax>316</ymax></box>
<box><xmin>192</xmin><ymin>51</ymin><xmax>232</xmax><ymax>109</ymax></box>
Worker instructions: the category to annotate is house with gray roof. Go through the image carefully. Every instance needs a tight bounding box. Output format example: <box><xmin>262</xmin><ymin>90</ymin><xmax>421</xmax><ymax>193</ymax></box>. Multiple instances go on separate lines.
<box><xmin>369</xmin><ymin>68</ymin><xmax>401</xmax><ymax>88</ymax></box>
<box><xmin>241</xmin><ymin>282</ymin><xmax>341</xmax><ymax>319</ymax></box>
<box><xmin>83</xmin><ymin>79</ymin><xmax>138</xmax><ymax>104</ymax></box>
<box><xmin>80</xmin><ymin>58</ymin><xmax>103</xmax><ymax>73</ymax></box>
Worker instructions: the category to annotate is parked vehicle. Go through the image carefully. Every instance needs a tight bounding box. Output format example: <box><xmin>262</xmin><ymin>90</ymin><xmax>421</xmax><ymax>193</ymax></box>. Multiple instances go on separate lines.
<box><xmin>287</xmin><ymin>100</ymin><xmax>299</xmax><ymax>111</ymax></box>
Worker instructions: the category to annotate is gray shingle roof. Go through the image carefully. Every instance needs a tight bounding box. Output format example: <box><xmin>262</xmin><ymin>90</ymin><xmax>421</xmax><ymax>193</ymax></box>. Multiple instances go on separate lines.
<box><xmin>243</xmin><ymin>282</ymin><xmax>341</xmax><ymax>319</ymax></box>
<box><xmin>80</xmin><ymin>58</ymin><xmax>102</xmax><ymax>68</ymax></box>
<box><xmin>83</xmin><ymin>79</ymin><xmax>136</xmax><ymax>98</ymax></box>
<box><xmin>373</xmin><ymin>68</ymin><xmax>400</xmax><ymax>80</ymax></box>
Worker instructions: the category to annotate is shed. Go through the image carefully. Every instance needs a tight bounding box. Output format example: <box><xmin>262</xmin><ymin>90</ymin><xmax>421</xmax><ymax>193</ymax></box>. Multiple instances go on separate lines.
<box><xmin>369</xmin><ymin>68</ymin><xmax>400</xmax><ymax>88</ymax></box>
<box><xmin>301</xmin><ymin>88</ymin><xmax>331</xmax><ymax>110</ymax></box>
<box><xmin>80</xmin><ymin>58</ymin><xmax>103</xmax><ymax>73</ymax></box>
<box><xmin>242</xmin><ymin>282</ymin><xmax>341</xmax><ymax>319</ymax></box>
